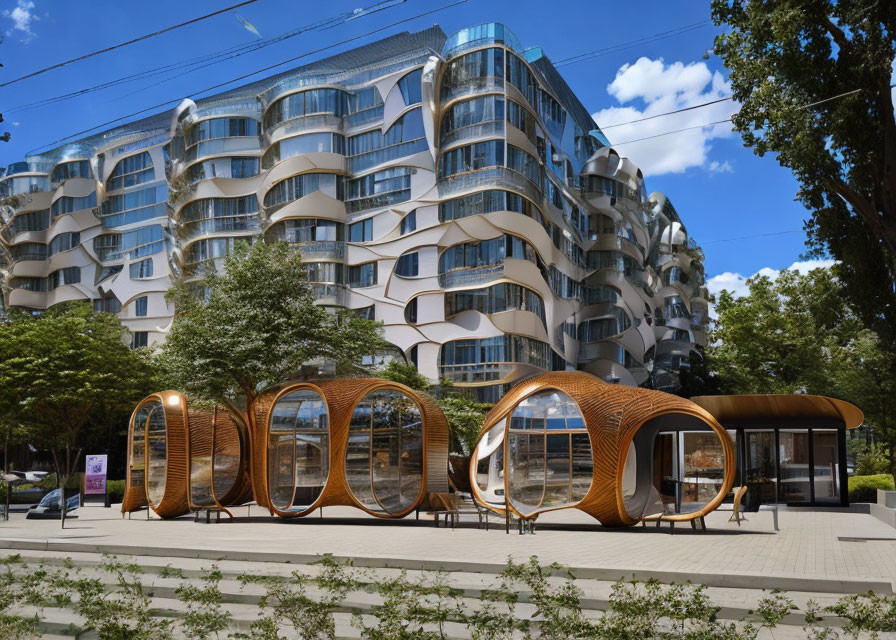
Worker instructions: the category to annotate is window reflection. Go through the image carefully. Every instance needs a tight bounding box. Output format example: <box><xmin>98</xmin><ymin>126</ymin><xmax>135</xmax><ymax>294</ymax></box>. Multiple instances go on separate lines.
<box><xmin>142</xmin><ymin>401</ymin><xmax>167</xmax><ymax>507</ymax></box>
<box><xmin>502</xmin><ymin>390</ymin><xmax>591</xmax><ymax>516</ymax></box>
<box><xmin>345</xmin><ymin>390</ymin><xmax>423</xmax><ymax>514</ymax></box>
<box><xmin>267</xmin><ymin>390</ymin><xmax>329</xmax><ymax>512</ymax></box>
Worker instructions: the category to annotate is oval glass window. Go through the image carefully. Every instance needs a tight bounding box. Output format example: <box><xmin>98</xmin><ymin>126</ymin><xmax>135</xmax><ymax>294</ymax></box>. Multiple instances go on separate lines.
<box><xmin>140</xmin><ymin>400</ymin><xmax>167</xmax><ymax>508</ymax></box>
<box><xmin>267</xmin><ymin>389</ymin><xmax>329</xmax><ymax>513</ymax></box>
<box><xmin>345</xmin><ymin>389</ymin><xmax>423</xmax><ymax>514</ymax></box>
<box><xmin>506</xmin><ymin>390</ymin><xmax>592</xmax><ymax>517</ymax></box>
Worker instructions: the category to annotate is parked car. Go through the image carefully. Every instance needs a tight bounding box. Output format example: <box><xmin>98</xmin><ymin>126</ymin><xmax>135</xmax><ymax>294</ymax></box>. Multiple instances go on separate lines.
<box><xmin>25</xmin><ymin>489</ymin><xmax>79</xmax><ymax>519</ymax></box>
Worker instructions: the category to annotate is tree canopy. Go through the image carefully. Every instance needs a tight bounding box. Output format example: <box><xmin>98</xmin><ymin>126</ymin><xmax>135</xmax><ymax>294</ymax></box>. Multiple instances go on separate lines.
<box><xmin>160</xmin><ymin>240</ymin><xmax>384</xmax><ymax>505</ymax></box>
<box><xmin>712</xmin><ymin>0</ymin><xmax>896</xmax><ymax>351</ymax></box>
<box><xmin>708</xmin><ymin>267</ymin><xmax>895</xmax><ymax>481</ymax></box>
<box><xmin>0</xmin><ymin>303</ymin><xmax>159</xmax><ymax>524</ymax></box>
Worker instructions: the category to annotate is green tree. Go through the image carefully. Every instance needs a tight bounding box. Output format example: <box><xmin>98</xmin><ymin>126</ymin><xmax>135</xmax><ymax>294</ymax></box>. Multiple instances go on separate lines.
<box><xmin>378</xmin><ymin>360</ymin><xmax>430</xmax><ymax>391</ymax></box>
<box><xmin>710</xmin><ymin>268</ymin><xmax>896</xmax><ymax>482</ymax></box>
<box><xmin>159</xmin><ymin>240</ymin><xmax>384</xmax><ymax>508</ymax></box>
<box><xmin>710</xmin><ymin>268</ymin><xmax>855</xmax><ymax>395</ymax></box>
<box><xmin>0</xmin><ymin>303</ymin><xmax>158</xmax><ymax>527</ymax></box>
<box><xmin>712</xmin><ymin>0</ymin><xmax>896</xmax><ymax>376</ymax></box>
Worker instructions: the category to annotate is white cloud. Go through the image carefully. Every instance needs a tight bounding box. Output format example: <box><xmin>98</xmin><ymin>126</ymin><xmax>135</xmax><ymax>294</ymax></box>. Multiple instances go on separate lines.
<box><xmin>708</xmin><ymin>160</ymin><xmax>733</xmax><ymax>174</ymax></box>
<box><xmin>592</xmin><ymin>57</ymin><xmax>739</xmax><ymax>176</ymax></box>
<box><xmin>705</xmin><ymin>259</ymin><xmax>837</xmax><ymax>319</ymax></box>
<box><xmin>3</xmin><ymin>0</ymin><xmax>37</xmax><ymax>42</ymax></box>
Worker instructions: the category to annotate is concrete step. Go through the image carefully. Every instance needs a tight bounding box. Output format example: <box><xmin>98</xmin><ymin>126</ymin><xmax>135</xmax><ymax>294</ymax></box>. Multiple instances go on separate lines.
<box><xmin>2</xmin><ymin>536</ymin><xmax>890</xmax><ymax>595</ymax></box>
<box><xmin>1</xmin><ymin>548</ymin><xmax>852</xmax><ymax>632</ymax></box>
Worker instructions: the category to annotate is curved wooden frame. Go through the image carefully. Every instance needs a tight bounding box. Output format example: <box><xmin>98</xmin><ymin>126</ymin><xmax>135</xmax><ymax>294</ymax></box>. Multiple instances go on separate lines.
<box><xmin>122</xmin><ymin>391</ymin><xmax>252</xmax><ymax>519</ymax></box>
<box><xmin>468</xmin><ymin>371</ymin><xmax>736</xmax><ymax>526</ymax></box>
<box><xmin>257</xmin><ymin>378</ymin><xmax>449</xmax><ymax>519</ymax></box>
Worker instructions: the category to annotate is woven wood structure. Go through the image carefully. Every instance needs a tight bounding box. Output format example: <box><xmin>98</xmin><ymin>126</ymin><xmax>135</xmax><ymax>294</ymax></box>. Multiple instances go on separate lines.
<box><xmin>254</xmin><ymin>378</ymin><xmax>449</xmax><ymax>518</ymax></box>
<box><xmin>122</xmin><ymin>392</ymin><xmax>252</xmax><ymax>518</ymax></box>
<box><xmin>468</xmin><ymin>371</ymin><xmax>736</xmax><ymax>526</ymax></box>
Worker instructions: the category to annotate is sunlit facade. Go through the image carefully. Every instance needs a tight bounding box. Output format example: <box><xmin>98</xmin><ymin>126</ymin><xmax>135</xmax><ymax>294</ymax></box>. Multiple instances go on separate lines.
<box><xmin>0</xmin><ymin>23</ymin><xmax>708</xmax><ymax>397</ymax></box>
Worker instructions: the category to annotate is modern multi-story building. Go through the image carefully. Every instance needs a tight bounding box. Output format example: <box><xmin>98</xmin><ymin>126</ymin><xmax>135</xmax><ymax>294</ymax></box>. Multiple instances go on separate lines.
<box><xmin>0</xmin><ymin>23</ymin><xmax>709</xmax><ymax>400</ymax></box>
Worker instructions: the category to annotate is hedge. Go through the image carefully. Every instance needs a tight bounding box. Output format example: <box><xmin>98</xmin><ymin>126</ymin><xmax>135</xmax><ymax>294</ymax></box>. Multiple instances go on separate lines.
<box><xmin>848</xmin><ymin>474</ymin><xmax>895</xmax><ymax>503</ymax></box>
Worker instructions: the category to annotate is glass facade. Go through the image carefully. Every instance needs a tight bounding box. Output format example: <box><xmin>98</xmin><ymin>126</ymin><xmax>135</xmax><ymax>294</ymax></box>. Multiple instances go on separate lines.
<box><xmin>506</xmin><ymin>391</ymin><xmax>591</xmax><ymax>516</ymax></box>
<box><xmin>345</xmin><ymin>389</ymin><xmax>424</xmax><ymax>515</ymax></box>
<box><xmin>267</xmin><ymin>389</ymin><xmax>329</xmax><ymax>512</ymax></box>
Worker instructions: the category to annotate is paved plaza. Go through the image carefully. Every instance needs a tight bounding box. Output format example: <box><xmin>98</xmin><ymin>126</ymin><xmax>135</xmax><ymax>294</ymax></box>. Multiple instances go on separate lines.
<box><xmin>2</xmin><ymin>504</ymin><xmax>894</xmax><ymax>593</ymax></box>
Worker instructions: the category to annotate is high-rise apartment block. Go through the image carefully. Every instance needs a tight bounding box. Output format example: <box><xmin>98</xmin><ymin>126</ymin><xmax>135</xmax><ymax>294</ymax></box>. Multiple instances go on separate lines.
<box><xmin>0</xmin><ymin>24</ymin><xmax>709</xmax><ymax>400</ymax></box>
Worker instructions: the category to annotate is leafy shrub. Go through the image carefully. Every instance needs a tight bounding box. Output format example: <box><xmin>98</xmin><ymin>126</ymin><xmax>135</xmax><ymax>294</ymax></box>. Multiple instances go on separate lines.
<box><xmin>106</xmin><ymin>480</ymin><xmax>125</xmax><ymax>503</ymax></box>
<box><xmin>848</xmin><ymin>474</ymin><xmax>895</xmax><ymax>503</ymax></box>
<box><xmin>854</xmin><ymin>443</ymin><xmax>892</xmax><ymax>476</ymax></box>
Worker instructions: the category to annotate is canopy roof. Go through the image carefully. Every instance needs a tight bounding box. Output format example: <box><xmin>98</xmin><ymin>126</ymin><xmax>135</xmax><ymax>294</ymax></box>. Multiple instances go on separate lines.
<box><xmin>690</xmin><ymin>394</ymin><xmax>864</xmax><ymax>429</ymax></box>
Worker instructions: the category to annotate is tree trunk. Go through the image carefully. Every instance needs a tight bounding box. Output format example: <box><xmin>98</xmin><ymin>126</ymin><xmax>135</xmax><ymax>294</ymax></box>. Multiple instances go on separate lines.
<box><xmin>60</xmin><ymin>443</ymin><xmax>68</xmax><ymax>530</ymax></box>
<box><xmin>224</xmin><ymin>394</ymin><xmax>271</xmax><ymax>512</ymax></box>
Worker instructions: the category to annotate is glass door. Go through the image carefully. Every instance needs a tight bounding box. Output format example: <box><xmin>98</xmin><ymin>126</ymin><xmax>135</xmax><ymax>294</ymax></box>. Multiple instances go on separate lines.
<box><xmin>779</xmin><ymin>430</ymin><xmax>811</xmax><ymax>503</ymax></box>
<box><xmin>812</xmin><ymin>430</ymin><xmax>840</xmax><ymax>503</ymax></box>
<box><xmin>745</xmin><ymin>431</ymin><xmax>777</xmax><ymax>508</ymax></box>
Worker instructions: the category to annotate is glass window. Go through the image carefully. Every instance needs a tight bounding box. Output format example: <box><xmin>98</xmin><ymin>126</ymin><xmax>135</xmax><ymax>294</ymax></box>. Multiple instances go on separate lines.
<box><xmin>400</xmin><ymin>210</ymin><xmax>416</xmax><ymax>235</ymax></box>
<box><xmin>48</xmin><ymin>267</ymin><xmax>81</xmax><ymax>289</ymax></box>
<box><xmin>347</xmin><ymin>109</ymin><xmax>427</xmax><ymax>172</ymax></box>
<box><xmin>131</xmin><ymin>331</ymin><xmax>149</xmax><ymax>349</ymax></box>
<box><xmin>141</xmin><ymin>399</ymin><xmax>166</xmax><ymax>506</ymax></box>
<box><xmin>395</xmin><ymin>252</ymin><xmax>419</xmax><ymax>277</ymax></box>
<box><xmin>107</xmin><ymin>152</ymin><xmax>154</xmax><ymax>191</ymax></box>
<box><xmin>348</xmin><ymin>262</ymin><xmax>377</xmax><ymax>287</ymax></box>
<box><xmin>504</xmin><ymin>391</ymin><xmax>591</xmax><ymax>516</ymax></box>
<box><xmin>264</xmin><ymin>88</ymin><xmax>348</xmax><ymax>130</ymax></box>
<box><xmin>10</xmin><ymin>242</ymin><xmax>48</xmax><ymax>261</ymax></box>
<box><xmin>349</xmin><ymin>218</ymin><xmax>373</xmax><ymax>243</ymax></box>
<box><xmin>507</xmin><ymin>145</ymin><xmax>541</xmax><ymax>186</ymax></box>
<box><xmin>445</xmin><ymin>283</ymin><xmax>546</xmax><ymax>329</ymax></box>
<box><xmin>135</xmin><ymin>296</ymin><xmax>148</xmax><ymax>317</ymax></box>
<box><xmin>439</xmin><ymin>335</ymin><xmax>552</xmax><ymax>383</ymax></box>
<box><xmin>439</xmin><ymin>189</ymin><xmax>545</xmax><ymax>226</ymax></box>
<box><xmin>51</xmin><ymin>192</ymin><xmax>97</xmax><ymax>219</ymax></box>
<box><xmin>130</xmin><ymin>258</ymin><xmax>154</xmax><ymax>279</ymax></box>
<box><xmin>262</xmin><ymin>133</ymin><xmax>346</xmax><ymax>169</ymax></box>
<box><xmin>506</xmin><ymin>100</ymin><xmax>536</xmax><ymax>142</ymax></box>
<box><xmin>506</xmin><ymin>52</ymin><xmax>536</xmax><ymax>106</ymax></box>
<box><xmin>48</xmin><ymin>231</ymin><xmax>80</xmax><ymax>256</ymax></box>
<box><xmin>346</xmin><ymin>167</ymin><xmax>412</xmax><ymax>213</ymax></box>
<box><xmin>345</xmin><ymin>390</ymin><xmax>423</xmax><ymax>514</ymax></box>
<box><xmin>267</xmin><ymin>389</ymin><xmax>329</xmax><ymax>512</ymax></box>
<box><xmin>9</xmin><ymin>209</ymin><xmax>50</xmax><ymax>235</ymax></box>
<box><xmin>813</xmin><ymin>430</ymin><xmax>840</xmax><ymax>503</ymax></box>
<box><xmin>186</xmin><ymin>117</ymin><xmax>260</xmax><ymax>147</ymax></box>
<box><xmin>93</xmin><ymin>225</ymin><xmax>165</xmax><ymax>262</ymax></box>
<box><xmin>438</xmin><ymin>140</ymin><xmax>504</xmax><ymax>179</ymax></box>
<box><xmin>93</xmin><ymin>295</ymin><xmax>122</xmax><ymax>314</ymax></box>
<box><xmin>264</xmin><ymin>173</ymin><xmax>344</xmax><ymax>210</ymax></box>
<box><xmin>397</xmin><ymin>68</ymin><xmax>423</xmax><ymax>105</ymax></box>
<box><xmin>440</xmin><ymin>48</ymin><xmax>504</xmax><ymax>100</ymax></box>
<box><xmin>51</xmin><ymin>159</ymin><xmax>91</xmax><ymax>183</ymax></box>
<box><xmin>231</xmin><ymin>157</ymin><xmax>260</xmax><ymax>179</ymax></box>
<box><xmin>404</xmin><ymin>298</ymin><xmax>417</xmax><ymax>324</ymax></box>
<box><xmin>440</xmin><ymin>95</ymin><xmax>504</xmax><ymax>142</ymax></box>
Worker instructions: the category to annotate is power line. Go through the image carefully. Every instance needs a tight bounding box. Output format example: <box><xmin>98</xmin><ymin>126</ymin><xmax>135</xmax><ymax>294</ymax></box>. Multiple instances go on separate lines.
<box><xmin>28</xmin><ymin>0</ymin><xmax>470</xmax><ymax>154</ymax></box>
<box><xmin>0</xmin><ymin>0</ymin><xmax>263</xmax><ymax>89</ymax></box>
<box><xmin>599</xmin><ymin>97</ymin><xmax>735</xmax><ymax>130</ymax></box>
<box><xmin>6</xmin><ymin>0</ymin><xmax>407</xmax><ymax>114</ymax></box>
<box><xmin>554</xmin><ymin>20</ymin><xmax>712</xmax><ymax>67</ymax></box>
<box><xmin>606</xmin><ymin>84</ymin><xmax>895</xmax><ymax>147</ymax></box>
<box><xmin>701</xmin><ymin>230</ymin><xmax>804</xmax><ymax>245</ymax></box>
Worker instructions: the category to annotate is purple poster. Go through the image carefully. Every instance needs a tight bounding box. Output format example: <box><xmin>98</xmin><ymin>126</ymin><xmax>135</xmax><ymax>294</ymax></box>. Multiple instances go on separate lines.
<box><xmin>84</xmin><ymin>454</ymin><xmax>108</xmax><ymax>495</ymax></box>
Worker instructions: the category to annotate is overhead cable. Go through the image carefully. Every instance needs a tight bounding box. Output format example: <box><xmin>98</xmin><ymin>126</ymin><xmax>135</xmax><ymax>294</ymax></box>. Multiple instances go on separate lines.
<box><xmin>554</xmin><ymin>20</ymin><xmax>712</xmax><ymax>67</ymax></box>
<box><xmin>0</xmin><ymin>0</ymin><xmax>264</xmax><ymax>88</ymax></box>
<box><xmin>28</xmin><ymin>0</ymin><xmax>469</xmax><ymax>154</ymax></box>
<box><xmin>6</xmin><ymin>0</ymin><xmax>408</xmax><ymax>114</ymax></box>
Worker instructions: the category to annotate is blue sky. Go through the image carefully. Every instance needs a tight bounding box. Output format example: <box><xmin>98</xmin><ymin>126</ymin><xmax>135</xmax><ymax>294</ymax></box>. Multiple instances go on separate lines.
<box><xmin>0</xmin><ymin>0</ymin><xmax>823</xmax><ymax>291</ymax></box>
